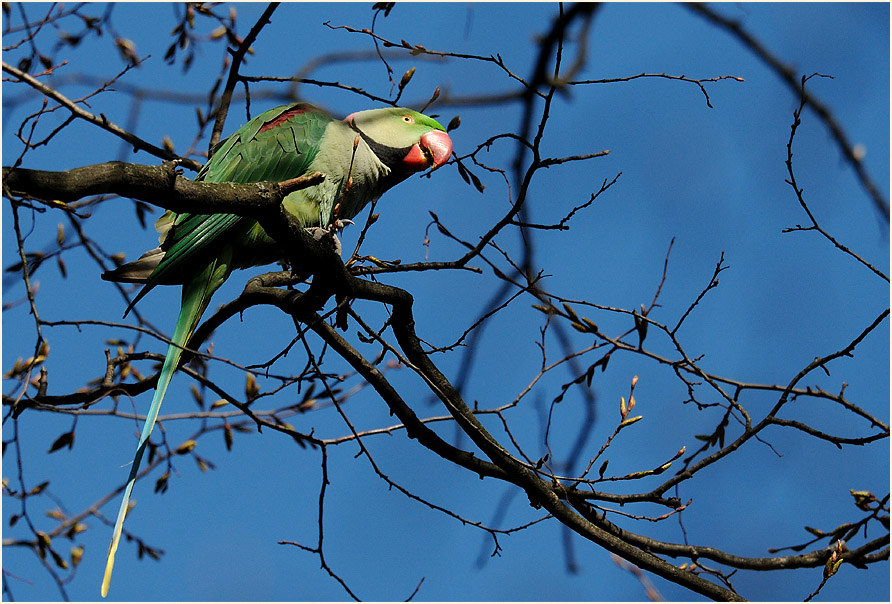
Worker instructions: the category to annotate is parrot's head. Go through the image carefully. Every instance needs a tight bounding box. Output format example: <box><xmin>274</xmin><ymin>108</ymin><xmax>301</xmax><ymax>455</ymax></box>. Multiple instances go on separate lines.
<box><xmin>346</xmin><ymin>107</ymin><xmax>452</xmax><ymax>174</ymax></box>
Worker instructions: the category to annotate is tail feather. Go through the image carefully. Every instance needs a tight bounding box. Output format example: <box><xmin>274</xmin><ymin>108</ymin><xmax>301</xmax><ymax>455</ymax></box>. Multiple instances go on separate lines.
<box><xmin>101</xmin><ymin>248</ymin><xmax>165</xmax><ymax>284</ymax></box>
<box><xmin>101</xmin><ymin>259</ymin><xmax>225</xmax><ymax>598</ymax></box>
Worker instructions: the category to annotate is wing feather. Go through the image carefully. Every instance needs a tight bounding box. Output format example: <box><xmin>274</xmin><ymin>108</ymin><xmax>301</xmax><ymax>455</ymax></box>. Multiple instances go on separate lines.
<box><xmin>122</xmin><ymin>104</ymin><xmax>332</xmax><ymax>313</ymax></box>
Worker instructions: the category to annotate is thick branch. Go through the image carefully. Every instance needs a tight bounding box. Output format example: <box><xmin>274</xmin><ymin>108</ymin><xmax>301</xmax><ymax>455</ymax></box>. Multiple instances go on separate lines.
<box><xmin>2</xmin><ymin>161</ymin><xmax>324</xmax><ymax>216</ymax></box>
<box><xmin>571</xmin><ymin>496</ymin><xmax>889</xmax><ymax>572</ymax></box>
<box><xmin>340</xmin><ymin>278</ymin><xmax>744</xmax><ymax>601</ymax></box>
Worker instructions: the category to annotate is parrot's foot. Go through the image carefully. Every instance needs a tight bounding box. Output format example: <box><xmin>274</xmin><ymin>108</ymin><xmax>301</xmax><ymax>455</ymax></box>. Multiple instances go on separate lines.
<box><xmin>305</xmin><ymin>220</ymin><xmax>354</xmax><ymax>257</ymax></box>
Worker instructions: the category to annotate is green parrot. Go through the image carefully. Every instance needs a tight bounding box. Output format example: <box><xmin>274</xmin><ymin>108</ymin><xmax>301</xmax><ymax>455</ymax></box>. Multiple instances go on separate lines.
<box><xmin>99</xmin><ymin>102</ymin><xmax>452</xmax><ymax>596</ymax></box>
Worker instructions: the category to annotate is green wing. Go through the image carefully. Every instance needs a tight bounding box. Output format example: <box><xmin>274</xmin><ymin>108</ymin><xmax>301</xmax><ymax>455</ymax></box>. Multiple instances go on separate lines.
<box><xmin>126</xmin><ymin>104</ymin><xmax>332</xmax><ymax>312</ymax></box>
<box><xmin>195</xmin><ymin>103</ymin><xmax>329</xmax><ymax>184</ymax></box>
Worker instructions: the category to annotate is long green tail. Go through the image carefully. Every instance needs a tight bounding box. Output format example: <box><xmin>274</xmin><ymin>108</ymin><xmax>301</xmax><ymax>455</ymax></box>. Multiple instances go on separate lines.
<box><xmin>101</xmin><ymin>261</ymin><xmax>223</xmax><ymax>597</ymax></box>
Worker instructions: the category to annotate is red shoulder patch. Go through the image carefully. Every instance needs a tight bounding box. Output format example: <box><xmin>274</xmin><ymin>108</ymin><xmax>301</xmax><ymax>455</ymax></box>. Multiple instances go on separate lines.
<box><xmin>258</xmin><ymin>105</ymin><xmax>310</xmax><ymax>134</ymax></box>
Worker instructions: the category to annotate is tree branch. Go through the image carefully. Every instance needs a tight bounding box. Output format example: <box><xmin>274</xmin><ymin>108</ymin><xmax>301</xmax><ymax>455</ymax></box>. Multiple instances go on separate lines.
<box><xmin>2</xmin><ymin>161</ymin><xmax>324</xmax><ymax>216</ymax></box>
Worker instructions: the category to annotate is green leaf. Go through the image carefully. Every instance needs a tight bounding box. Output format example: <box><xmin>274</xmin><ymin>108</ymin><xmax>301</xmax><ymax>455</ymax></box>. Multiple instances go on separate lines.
<box><xmin>633</xmin><ymin>305</ymin><xmax>648</xmax><ymax>347</ymax></box>
<box><xmin>48</xmin><ymin>431</ymin><xmax>75</xmax><ymax>453</ymax></box>
<box><xmin>372</xmin><ymin>2</ymin><xmax>395</xmax><ymax>17</ymax></box>
<box><xmin>154</xmin><ymin>471</ymin><xmax>170</xmax><ymax>494</ymax></box>
<box><xmin>174</xmin><ymin>439</ymin><xmax>196</xmax><ymax>455</ymax></box>
<box><xmin>570</xmin><ymin>321</ymin><xmax>589</xmax><ymax>333</ymax></box>
<box><xmin>619</xmin><ymin>415</ymin><xmax>643</xmax><ymax>429</ymax></box>
<box><xmin>71</xmin><ymin>545</ymin><xmax>84</xmax><ymax>567</ymax></box>
<box><xmin>30</xmin><ymin>481</ymin><xmax>50</xmax><ymax>495</ymax></box>
<box><xmin>562</xmin><ymin>302</ymin><xmax>579</xmax><ymax>321</ymax></box>
<box><xmin>190</xmin><ymin>384</ymin><xmax>204</xmax><ymax>409</ymax></box>
<box><xmin>50</xmin><ymin>548</ymin><xmax>69</xmax><ymax>570</ymax></box>
<box><xmin>223</xmin><ymin>423</ymin><xmax>233</xmax><ymax>451</ymax></box>
<box><xmin>398</xmin><ymin>67</ymin><xmax>415</xmax><ymax>91</ymax></box>
<box><xmin>468</xmin><ymin>169</ymin><xmax>485</xmax><ymax>193</ymax></box>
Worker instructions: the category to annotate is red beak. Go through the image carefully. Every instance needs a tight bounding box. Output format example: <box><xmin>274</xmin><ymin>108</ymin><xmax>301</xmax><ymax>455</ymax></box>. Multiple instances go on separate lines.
<box><xmin>402</xmin><ymin>129</ymin><xmax>453</xmax><ymax>171</ymax></box>
<box><xmin>421</xmin><ymin>129</ymin><xmax>453</xmax><ymax>167</ymax></box>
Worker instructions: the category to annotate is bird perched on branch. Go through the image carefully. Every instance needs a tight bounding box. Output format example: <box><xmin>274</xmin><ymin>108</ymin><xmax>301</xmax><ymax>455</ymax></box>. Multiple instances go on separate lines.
<box><xmin>100</xmin><ymin>102</ymin><xmax>452</xmax><ymax>596</ymax></box>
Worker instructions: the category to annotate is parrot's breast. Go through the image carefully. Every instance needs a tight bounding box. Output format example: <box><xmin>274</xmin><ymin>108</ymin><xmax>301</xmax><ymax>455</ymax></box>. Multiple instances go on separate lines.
<box><xmin>283</xmin><ymin>121</ymin><xmax>391</xmax><ymax>227</ymax></box>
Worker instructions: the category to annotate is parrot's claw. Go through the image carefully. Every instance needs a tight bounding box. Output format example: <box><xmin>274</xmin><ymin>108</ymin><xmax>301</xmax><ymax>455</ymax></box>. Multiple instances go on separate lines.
<box><xmin>331</xmin><ymin>219</ymin><xmax>355</xmax><ymax>231</ymax></box>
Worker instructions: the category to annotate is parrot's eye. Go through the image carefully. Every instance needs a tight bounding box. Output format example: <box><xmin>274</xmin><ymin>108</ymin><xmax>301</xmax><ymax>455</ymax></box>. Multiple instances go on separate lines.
<box><xmin>401</xmin><ymin>115</ymin><xmax>415</xmax><ymax>124</ymax></box>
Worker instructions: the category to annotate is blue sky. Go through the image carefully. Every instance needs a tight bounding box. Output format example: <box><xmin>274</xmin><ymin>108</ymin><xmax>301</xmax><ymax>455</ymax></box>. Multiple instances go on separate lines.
<box><xmin>2</xmin><ymin>3</ymin><xmax>889</xmax><ymax>601</ymax></box>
